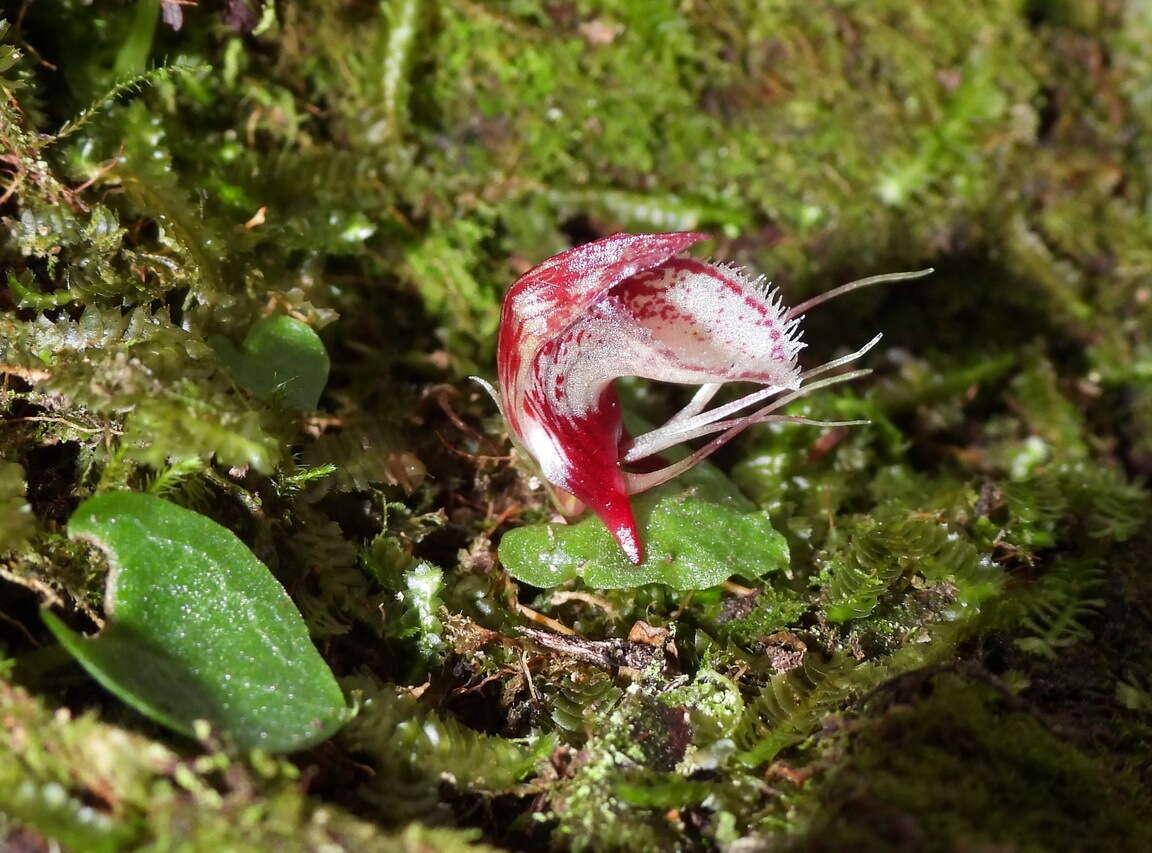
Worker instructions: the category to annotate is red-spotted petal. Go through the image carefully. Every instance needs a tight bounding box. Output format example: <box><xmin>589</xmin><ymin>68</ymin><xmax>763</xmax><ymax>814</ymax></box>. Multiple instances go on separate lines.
<box><xmin>497</xmin><ymin>231</ymin><xmax>809</xmax><ymax>564</ymax></box>
<box><xmin>498</xmin><ymin>233</ymin><xmax>708</xmax><ymax>563</ymax></box>
<box><xmin>610</xmin><ymin>257</ymin><xmax>804</xmax><ymax>388</ymax></box>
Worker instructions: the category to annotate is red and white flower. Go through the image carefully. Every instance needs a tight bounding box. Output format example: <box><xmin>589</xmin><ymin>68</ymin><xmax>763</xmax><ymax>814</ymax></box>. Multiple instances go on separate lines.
<box><xmin>490</xmin><ymin>231</ymin><xmax>927</xmax><ymax>564</ymax></box>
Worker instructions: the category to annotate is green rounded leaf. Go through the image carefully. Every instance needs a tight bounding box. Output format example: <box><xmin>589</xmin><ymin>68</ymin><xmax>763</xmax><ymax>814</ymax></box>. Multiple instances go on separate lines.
<box><xmin>213</xmin><ymin>315</ymin><xmax>329</xmax><ymax>411</ymax></box>
<box><xmin>499</xmin><ymin>485</ymin><xmax>790</xmax><ymax>590</ymax></box>
<box><xmin>44</xmin><ymin>492</ymin><xmax>349</xmax><ymax>752</ymax></box>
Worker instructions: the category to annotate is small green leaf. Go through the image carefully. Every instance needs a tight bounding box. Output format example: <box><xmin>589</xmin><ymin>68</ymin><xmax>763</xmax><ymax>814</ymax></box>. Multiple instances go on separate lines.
<box><xmin>44</xmin><ymin>492</ymin><xmax>349</xmax><ymax>752</ymax></box>
<box><xmin>213</xmin><ymin>315</ymin><xmax>329</xmax><ymax>411</ymax></box>
<box><xmin>499</xmin><ymin>485</ymin><xmax>789</xmax><ymax>590</ymax></box>
<box><xmin>396</xmin><ymin>562</ymin><xmax>446</xmax><ymax>660</ymax></box>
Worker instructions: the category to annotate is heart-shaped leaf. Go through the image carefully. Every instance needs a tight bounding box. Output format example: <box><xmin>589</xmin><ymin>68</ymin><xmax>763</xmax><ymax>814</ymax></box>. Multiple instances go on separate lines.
<box><xmin>43</xmin><ymin>492</ymin><xmax>349</xmax><ymax>752</ymax></box>
<box><xmin>499</xmin><ymin>483</ymin><xmax>789</xmax><ymax>590</ymax></box>
<box><xmin>213</xmin><ymin>315</ymin><xmax>329</xmax><ymax>411</ymax></box>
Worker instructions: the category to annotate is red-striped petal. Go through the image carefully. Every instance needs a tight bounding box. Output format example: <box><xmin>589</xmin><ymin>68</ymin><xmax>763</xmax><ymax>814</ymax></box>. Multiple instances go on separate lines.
<box><xmin>497</xmin><ymin>232</ymin><xmax>802</xmax><ymax>565</ymax></box>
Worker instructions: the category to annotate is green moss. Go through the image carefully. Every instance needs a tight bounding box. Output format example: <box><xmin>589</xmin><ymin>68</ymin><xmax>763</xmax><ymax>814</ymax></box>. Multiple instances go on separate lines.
<box><xmin>714</xmin><ymin>587</ymin><xmax>810</xmax><ymax>646</ymax></box>
<box><xmin>340</xmin><ymin>674</ymin><xmax>553</xmax><ymax>823</ymax></box>
<box><xmin>0</xmin><ymin>462</ymin><xmax>35</xmax><ymax>552</ymax></box>
<box><xmin>2</xmin><ymin>1</ymin><xmax>1152</xmax><ymax>849</ymax></box>
<box><xmin>796</xmin><ymin>674</ymin><xmax>1152</xmax><ymax>851</ymax></box>
<box><xmin>0</xmin><ymin>681</ymin><xmax>506</xmax><ymax>851</ymax></box>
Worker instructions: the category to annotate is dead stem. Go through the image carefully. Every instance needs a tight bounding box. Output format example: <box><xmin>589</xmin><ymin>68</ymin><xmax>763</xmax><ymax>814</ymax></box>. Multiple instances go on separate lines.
<box><xmin>515</xmin><ymin>602</ymin><xmax>578</xmax><ymax>636</ymax></box>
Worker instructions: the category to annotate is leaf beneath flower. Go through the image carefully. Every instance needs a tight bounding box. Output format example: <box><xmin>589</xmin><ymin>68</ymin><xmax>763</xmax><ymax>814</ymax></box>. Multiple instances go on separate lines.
<box><xmin>499</xmin><ymin>481</ymin><xmax>789</xmax><ymax>590</ymax></box>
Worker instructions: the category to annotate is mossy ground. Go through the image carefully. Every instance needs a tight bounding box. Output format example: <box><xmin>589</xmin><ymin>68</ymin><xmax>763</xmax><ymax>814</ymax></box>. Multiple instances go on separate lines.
<box><xmin>2</xmin><ymin>1</ymin><xmax>1150</xmax><ymax>850</ymax></box>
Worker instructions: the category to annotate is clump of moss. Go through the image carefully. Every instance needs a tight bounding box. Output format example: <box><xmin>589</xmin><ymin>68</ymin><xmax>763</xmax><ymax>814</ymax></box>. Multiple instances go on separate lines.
<box><xmin>796</xmin><ymin>672</ymin><xmax>1152</xmax><ymax>851</ymax></box>
<box><xmin>0</xmin><ymin>679</ymin><xmax>502</xmax><ymax>852</ymax></box>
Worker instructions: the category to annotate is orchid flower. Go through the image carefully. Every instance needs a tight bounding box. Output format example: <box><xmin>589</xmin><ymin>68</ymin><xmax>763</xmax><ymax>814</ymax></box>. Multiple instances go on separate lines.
<box><xmin>486</xmin><ymin>231</ymin><xmax>930</xmax><ymax>565</ymax></box>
